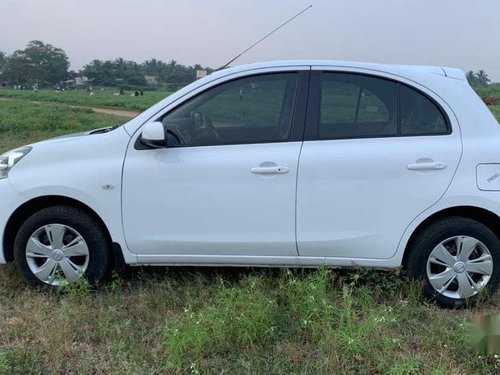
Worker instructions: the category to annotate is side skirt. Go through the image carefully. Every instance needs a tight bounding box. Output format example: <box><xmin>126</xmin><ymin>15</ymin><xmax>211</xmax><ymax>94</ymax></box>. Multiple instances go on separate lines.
<box><xmin>134</xmin><ymin>254</ymin><xmax>401</xmax><ymax>269</ymax></box>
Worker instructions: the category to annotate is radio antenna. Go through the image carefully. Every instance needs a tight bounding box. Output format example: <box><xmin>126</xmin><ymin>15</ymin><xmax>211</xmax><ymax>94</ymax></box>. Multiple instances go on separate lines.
<box><xmin>216</xmin><ymin>4</ymin><xmax>312</xmax><ymax>71</ymax></box>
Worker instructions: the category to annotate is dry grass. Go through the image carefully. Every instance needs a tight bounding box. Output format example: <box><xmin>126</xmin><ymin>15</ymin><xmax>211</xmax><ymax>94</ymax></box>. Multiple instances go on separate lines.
<box><xmin>0</xmin><ymin>265</ymin><xmax>499</xmax><ymax>374</ymax></box>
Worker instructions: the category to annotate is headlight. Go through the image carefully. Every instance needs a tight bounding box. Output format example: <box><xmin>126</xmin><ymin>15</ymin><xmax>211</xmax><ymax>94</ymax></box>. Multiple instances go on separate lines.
<box><xmin>0</xmin><ymin>147</ymin><xmax>32</xmax><ymax>179</ymax></box>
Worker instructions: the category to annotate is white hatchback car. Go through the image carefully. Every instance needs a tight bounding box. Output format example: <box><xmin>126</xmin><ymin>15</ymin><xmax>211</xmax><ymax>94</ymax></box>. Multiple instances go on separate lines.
<box><xmin>1</xmin><ymin>60</ymin><xmax>499</xmax><ymax>307</ymax></box>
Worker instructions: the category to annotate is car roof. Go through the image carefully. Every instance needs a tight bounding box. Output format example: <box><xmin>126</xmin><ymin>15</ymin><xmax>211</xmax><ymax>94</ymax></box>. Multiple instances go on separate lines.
<box><xmin>211</xmin><ymin>60</ymin><xmax>466</xmax><ymax>81</ymax></box>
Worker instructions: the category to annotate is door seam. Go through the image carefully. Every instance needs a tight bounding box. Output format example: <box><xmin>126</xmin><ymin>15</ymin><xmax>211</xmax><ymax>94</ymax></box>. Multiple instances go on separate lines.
<box><xmin>294</xmin><ymin>67</ymin><xmax>312</xmax><ymax>256</ymax></box>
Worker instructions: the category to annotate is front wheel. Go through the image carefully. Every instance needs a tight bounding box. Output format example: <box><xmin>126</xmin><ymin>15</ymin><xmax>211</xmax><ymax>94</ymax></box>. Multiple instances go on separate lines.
<box><xmin>407</xmin><ymin>217</ymin><xmax>500</xmax><ymax>308</ymax></box>
<box><xmin>14</xmin><ymin>206</ymin><xmax>110</xmax><ymax>287</ymax></box>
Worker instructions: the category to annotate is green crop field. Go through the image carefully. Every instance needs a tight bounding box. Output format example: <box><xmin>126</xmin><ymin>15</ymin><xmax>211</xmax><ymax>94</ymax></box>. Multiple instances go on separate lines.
<box><xmin>0</xmin><ymin>99</ymin><xmax>126</xmax><ymax>153</ymax></box>
<box><xmin>0</xmin><ymin>88</ymin><xmax>169</xmax><ymax>111</ymax></box>
<box><xmin>0</xmin><ymin>91</ymin><xmax>499</xmax><ymax>374</ymax></box>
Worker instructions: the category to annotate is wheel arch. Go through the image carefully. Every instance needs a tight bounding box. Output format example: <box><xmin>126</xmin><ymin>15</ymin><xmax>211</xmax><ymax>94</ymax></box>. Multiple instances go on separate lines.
<box><xmin>3</xmin><ymin>195</ymin><xmax>113</xmax><ymax>262</ymax></box>
<box><xmin>402</xmin><ymin>205</ymin><xmax>500</xmax><ymax>268</ymax></box>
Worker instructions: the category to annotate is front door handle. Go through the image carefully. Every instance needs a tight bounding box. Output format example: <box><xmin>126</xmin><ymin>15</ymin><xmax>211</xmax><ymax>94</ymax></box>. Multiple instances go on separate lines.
<box><xmin>407</xmin><ymin>161</ymin><xmax>447</xmax><ymax>171</ymax></box>
<box><xmin>250</xmin><ymin>166</ymin><xmax>289</xmax><ymax>174</ymax></box>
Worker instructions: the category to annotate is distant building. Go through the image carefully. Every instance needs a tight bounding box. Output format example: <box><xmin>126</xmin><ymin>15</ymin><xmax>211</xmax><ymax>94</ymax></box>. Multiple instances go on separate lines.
<box><xmin>144</xmin><ymin>75</ymin><xmax>158</xmax><ymax>86</ymax></box>
<box><xmin>196</xmin><ymin>70</ymin><xmax>207</xmax><ymax>79</ymax></box>
<box><xmin>62</xmin><ymin>76</ymin><xmax>89</xmax><ymax>89</ymax></box>
<box><xmin>75</xmin><ymin>76</ymin><xmax>89</xmax><ymax>86</ymax></box>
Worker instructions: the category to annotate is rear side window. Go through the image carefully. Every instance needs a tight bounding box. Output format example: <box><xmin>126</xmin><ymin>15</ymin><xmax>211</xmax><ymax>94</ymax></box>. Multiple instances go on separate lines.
<box><xmin>400</xmin><ymin>85</ymin><xmax>448</xmax><ymax>135</ymax></box>
<box><xmin>320</xmin><ymin>73</ymin><xmax>397</xmax><ymax>139</ymax></box>
<box><xmin>317</xmin><ymin>72</ymin><xmax>449</xmax><ymax>139</ymax></box>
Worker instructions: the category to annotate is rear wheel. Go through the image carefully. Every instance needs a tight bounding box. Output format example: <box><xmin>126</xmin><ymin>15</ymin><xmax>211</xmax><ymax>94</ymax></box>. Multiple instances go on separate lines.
<box><xmin>13</xmin><ymin>206</ymin><xmax>109</xmax><ymax>287</ymax></box>
<box><xmin>407</xmin><ymin>217</ymin><xmax>499</xmax><ymax>308</ymax></box>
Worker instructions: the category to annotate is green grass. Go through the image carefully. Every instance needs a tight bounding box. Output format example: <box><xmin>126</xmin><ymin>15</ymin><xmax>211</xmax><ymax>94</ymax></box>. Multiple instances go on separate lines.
<box><xmin>472</xmin><ymin>83</ymin><xmax>500</xmax><ymax>98</ymax></box>
<box><xmin>0</xmin><ymin>88</ymin><xmax>170</xmax><ymax>111</ymax></box>
<box><xmin>0</xmin><ymin>265</ymin><xmax>498</xmax><ymax>374</ymax></box>
<box><xmin>0</xmin><ymin>99</ymin><xmax>125</xmax><ymax>153</ymax></box>
<box><xmin>472</xmin><ymin>84</ymin><xmax>500</xmax><ymax>122</ymax></box>
<box><xmin>487</xmin><ymin>105</ymin><xmax>500</xmax><ymax>121</ymax></box>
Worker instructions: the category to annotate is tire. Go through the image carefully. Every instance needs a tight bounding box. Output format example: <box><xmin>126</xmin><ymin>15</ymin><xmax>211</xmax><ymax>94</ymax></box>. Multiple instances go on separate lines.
<box><xmin>13</xmin><ymin>205</ymin><xmax>110</xmax><ymax>287</ymax></box>
<box><xmin>407</xmin><ymin>217</ymin><xmax>500</xmax><ymax>308</ymax></box>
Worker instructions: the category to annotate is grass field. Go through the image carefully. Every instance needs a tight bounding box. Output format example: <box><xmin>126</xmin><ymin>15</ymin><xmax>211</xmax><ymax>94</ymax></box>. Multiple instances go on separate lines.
<box><xmin>0</xmin><ymin>99</ymin><xmax>125</xmax><ymax>153</ymax></box>
<box><xmin>0</xmin><ymin>88</ymin><xmax>169</xmax><ymax>111</ymax></box>
<box><xmin>0</xmin><ymin>91</ymin><xmax>499</xmax><ymax>374</ymax></box>
<box><xmin>1</xmin><ymin>84</ymin><xmax>500</xmax><ymax>121</ymax></box>
<box><xmin>0</xmin><ymin>265</ymin><xmax>498</xmax><ymax>374</ymax></box>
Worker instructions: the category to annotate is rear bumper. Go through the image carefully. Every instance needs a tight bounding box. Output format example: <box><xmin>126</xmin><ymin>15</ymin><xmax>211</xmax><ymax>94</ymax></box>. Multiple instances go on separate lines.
<box><xmin>0</xmin><ymin>179</ymin><xmax>25</xmax><ymax>264</ymax></box>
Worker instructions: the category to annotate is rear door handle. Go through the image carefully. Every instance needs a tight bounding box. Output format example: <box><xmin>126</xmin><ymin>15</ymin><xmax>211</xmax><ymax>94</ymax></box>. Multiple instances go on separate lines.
<box><xmin>407</xmin><ymin>161</ymin><xmax>446</xmax><ymax>171</ymax></box>
<box><xmin>250</xmin><ymin>166</ymin><xmax>289</xmax><ymax>174</ymax></box>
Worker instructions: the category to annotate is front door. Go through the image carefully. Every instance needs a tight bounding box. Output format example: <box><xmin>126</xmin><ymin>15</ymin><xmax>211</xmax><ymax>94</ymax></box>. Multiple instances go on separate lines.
<box><xmin>122</xmin><ymin>71</ymin><xmax>309</xmax><ymax>258</ymax></box>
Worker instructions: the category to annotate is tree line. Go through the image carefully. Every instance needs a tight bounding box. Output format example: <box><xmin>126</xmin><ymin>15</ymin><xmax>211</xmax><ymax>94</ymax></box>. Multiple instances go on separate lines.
<box><xmin>0</xmin><ymin>40</ymin><xmax>495</xmax><ymax>90</ymax></box>
<box><xmin>0</xmin><ymin>40</ymin><xmax>212</xmax><ymax>90</ymax></box>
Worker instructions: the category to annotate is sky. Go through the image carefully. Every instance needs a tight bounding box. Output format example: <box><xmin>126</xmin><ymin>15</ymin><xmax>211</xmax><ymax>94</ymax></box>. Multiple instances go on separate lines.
<box><xmin>1</xmin><ymin>0</ymin><xmax>500</xmax><ymax>80</ymax></box>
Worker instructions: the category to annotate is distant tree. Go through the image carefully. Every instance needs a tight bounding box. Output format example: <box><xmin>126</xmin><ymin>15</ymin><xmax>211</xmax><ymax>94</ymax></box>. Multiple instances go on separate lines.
<box><xmin>0</xmin><ymin>52</ymin><xmax>5</xmax><ymax>83</ymax></box>
<box><xmin>67</xmin><ymin>70</ymin><xmax>78</xmax><ymax>79</ymax></box>
<box><xmin>158</xmin><ymin>59</ymin><xmax>179</xmax><ymax>83</ymax></box>
<box><xmin>83</xmin><ymin>57</ymin><xmax>210</xmax><ymax>88</ymax></box>
<box><xmin>0</xmin><ymin>51</ymin><xmax>5</xmax><ymax>70</ymax></box>
<box><xmin>2</xmin><ymin>41</ymin><xmax>69</xmax><ymax>87</ymax></box>
<box><xmin>467</xmin><ymin>70</ymin><xmax>491</xmax><ymax>87</ymax></box>
<box><xmin>83</xmin><ymin>58</ymin><xmax>146</xmax><ymax>87</ymax></box>
<box><xmin>476</xmin><ymin>70</ymin><xmax>490</xmax><ymax>86</ymax></box>
<box><xmin>142</xmin><ymin>58</ymin><xmax>168</xmax><ymax>77</ymax></box>
<box><xmin>466</xmin><ymin>70</ymin><xmax>479</xmax><ymax>86</ymax></box>
<box><xmin>0</xmin><ymin>51</ymin><xmax>5</xmax><ymax>85</ymax></box>
<box><xmin>114</xmin><ymin>58</ymin><xmax>146</xmax><ymax>86</ymax></box>
<box><xmin>82</xmin><ymin>59</ymin><xmax>114</xmax><ymax>86</ymax></box>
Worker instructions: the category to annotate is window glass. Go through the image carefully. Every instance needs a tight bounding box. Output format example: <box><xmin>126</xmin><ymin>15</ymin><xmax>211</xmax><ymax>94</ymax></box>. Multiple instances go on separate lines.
<box><xmin>358</xmin><ymin>89</ymin><xmax>390</xmax><ymax>123</ymax></box>
<box><xmin>320</xmin><ymin>81</ymin><xmax>359</xmax><ymax>124</ymax></box>
<box><xmin>319</xmin><ymin>73</ymin><xmax>397</xmax><ymax>139</ymax></box>
<box><xmin>400</xmin><ymin>85</ymin><xmax>448</xmax><ymax>135</ymax></box>
<box><xmin>161</xmin><ymin>73</ymin><xmax>298</xmax><ymax>147</ymax></box>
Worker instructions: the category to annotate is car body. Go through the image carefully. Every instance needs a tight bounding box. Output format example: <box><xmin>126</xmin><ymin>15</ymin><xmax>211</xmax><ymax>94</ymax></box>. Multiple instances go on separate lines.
<box><xmin>1</xmin><ymin>60</ymin><xmax>499</xmax><ymax>307</ymax></box>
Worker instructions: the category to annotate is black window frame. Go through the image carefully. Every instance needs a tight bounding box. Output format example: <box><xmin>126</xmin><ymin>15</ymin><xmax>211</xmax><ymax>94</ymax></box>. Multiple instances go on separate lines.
<box><xmin>304</xmin><ymin>71</ymin><xmax>452</xmax><ymax>141</ymax></box>
<box><xmin>135</xmin><ymin>70</ymin><xmax>311</xmax><ymax>150</ymax></box>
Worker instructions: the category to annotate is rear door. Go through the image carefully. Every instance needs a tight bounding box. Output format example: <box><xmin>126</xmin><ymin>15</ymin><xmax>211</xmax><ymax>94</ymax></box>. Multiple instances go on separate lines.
<box><xmin>296</xmin><ymin>70</ymin><xmax>462</xmax><ymax>259</ymax></box>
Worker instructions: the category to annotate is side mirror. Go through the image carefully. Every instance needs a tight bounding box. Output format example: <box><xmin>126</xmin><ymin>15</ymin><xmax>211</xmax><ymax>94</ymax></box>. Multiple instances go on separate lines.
<box><xmin>141</xmin><ymin>121</ymin><xmax>167</xmax><ymax>148</ymax></box>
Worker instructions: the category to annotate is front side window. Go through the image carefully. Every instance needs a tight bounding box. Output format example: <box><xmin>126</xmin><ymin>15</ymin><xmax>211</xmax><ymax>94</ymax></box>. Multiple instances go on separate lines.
<box><xmin>161</xmin><ymin>73</ymin><xmax>298</xmax><ymax>147</ymax></box>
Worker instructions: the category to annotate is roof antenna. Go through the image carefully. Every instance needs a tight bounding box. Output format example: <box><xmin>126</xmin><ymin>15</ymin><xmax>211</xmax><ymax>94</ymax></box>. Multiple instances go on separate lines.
<box><xmin>216</xmin><ymin>4</ymin><xmax>312</xmax><ymax>71</ymax></box>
